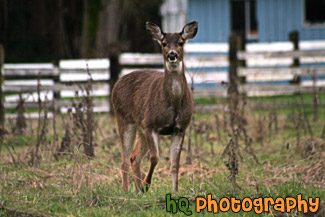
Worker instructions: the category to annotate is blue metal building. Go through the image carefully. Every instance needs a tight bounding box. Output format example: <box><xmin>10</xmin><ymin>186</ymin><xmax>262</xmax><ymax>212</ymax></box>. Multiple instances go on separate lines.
<box><xmin>184</xmin><ymin>0</ymin><xmax>325</xmax><ymax>43</ymax></box>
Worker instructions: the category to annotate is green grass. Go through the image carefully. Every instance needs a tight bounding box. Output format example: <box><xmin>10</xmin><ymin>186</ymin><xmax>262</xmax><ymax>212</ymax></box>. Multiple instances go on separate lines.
<box><xmin>0</xmin><ymin>96</ymin><xmax>324</xmax><ymax>216</ymax></box>
<box><xmin>194</xmin><ymin>92</ymin><xmax>325</xmax><ymax>105</ymax></box>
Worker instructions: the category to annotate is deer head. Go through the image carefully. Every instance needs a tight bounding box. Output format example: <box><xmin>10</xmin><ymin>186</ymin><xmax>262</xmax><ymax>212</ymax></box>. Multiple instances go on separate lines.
<box><xmin>146</xmin><ymin>21</ymin><xmax>198</xmax><ymax>71</ymax></box>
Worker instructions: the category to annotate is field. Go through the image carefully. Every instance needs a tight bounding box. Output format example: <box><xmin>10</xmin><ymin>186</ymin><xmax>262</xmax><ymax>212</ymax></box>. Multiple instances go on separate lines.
<box><xmin>0</xmin><ymin>93</ymin><xmax>324</xmax><ymax>217</ymax></box>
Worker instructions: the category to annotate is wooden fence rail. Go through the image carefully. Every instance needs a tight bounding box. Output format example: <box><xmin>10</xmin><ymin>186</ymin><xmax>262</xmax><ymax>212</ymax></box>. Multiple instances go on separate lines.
<box><xmin>238</xmin><ymin>50</ymin><xmax>325</xmax><ymax>59</ymax></box>
<box><xmin>229</xmin><ymin>31</ymin><xmax>325</xmax><ymax>96</ymax></box>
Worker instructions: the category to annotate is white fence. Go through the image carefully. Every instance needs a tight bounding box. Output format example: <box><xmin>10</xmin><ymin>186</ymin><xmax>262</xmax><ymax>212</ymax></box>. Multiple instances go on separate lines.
<box><xmin>2</xmin><ymin>41</ymin><xmax>325</xmax><ymax>116</ymax></box>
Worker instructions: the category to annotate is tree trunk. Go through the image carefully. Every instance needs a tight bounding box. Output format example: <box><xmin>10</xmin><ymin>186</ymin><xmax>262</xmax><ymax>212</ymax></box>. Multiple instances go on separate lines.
<box><xmin>57</xmin><ymin>0</ymin><xmax>72</xmax><ymax>58</ymax></box>
<box><xmin>81</xmin><ymin>0</ymin><xmax>100</xmax><ymax>58</ymax></box>
<box><xmin>0</xmin><ymin>45</ymin><xmax>4</xmax><ymax>132</ymax></box>
<box><xmin>96</xmin><ymin>0</ymin><xmax>123</xmax><ymax>116</ymax></box>
<box><xmin>96</xmin><ymin>0</ymin><xmax>122</xmax><ymax>56</ymax></box>
<box><xmin>81</xmin><ymin>0</ymin><xmax>90</xmax><ymax>58</ymax></box>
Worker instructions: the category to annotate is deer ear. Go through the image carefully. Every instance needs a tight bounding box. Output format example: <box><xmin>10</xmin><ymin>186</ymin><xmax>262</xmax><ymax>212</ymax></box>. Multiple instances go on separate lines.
<box><xmin>146</xmin><ymin>22</ymin><xmax>164</xmax><ymax>42</ymax></box>
<box><xmin>181</xmin><ymin>21</ymin><xmax>198</xmax><ymax>40</ymax></box>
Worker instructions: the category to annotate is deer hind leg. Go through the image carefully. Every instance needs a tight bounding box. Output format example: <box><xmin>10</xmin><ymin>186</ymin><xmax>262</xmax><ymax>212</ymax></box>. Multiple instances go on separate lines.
<box><xmin>116</xmin><ymin>115</ymin><xmax>136</xmax><ymax>192</ymax></box>
<box><xmin>130</xmin><ymin>129</ymin><xmax>148</xmax><ymax>193</ymax></box>
<box><xmin>143</xmin><ymin>129</ymin><xmax>159</xmax><ymax>192</ymax></box>
<box><xmin>170</xmin><ymin>133</ymin><xmax>185</xmax><ymax>192</ymax></box>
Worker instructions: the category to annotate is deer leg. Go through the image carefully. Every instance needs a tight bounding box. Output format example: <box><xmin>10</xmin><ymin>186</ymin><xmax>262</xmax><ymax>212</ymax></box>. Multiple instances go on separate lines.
<box><xmin>143</xmin><ymin>129</ymin><xmax>159</xmax><ymax>192</ymax></box>
<box><xmin>170</xmin><ymin>133</ymin><xmax>184</xmax><ymax>192</ymax></box>
<box><xmin>116</xmin><ymin>115</ymin><xmax>136</xmax><ymax>192</ymax></box>
<box><xmin>130</xmin><ymin>130</ymin><xmax>148</xmax><ymax>193</ymax></box>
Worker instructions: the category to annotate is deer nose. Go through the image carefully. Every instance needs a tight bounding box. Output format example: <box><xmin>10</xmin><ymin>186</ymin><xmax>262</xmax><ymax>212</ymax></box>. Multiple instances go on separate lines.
<box><xmin>167</xmin><ymin>52</ymin><xmax>178</xmax><ymax>62</ymax></box>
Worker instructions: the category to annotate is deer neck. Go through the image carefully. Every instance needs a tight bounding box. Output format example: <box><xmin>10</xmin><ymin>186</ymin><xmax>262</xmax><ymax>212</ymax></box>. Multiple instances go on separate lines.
<box><xmin>163</xmin><ymin>60</ymin><xmax>186</xmax><ymax>107</ymax></box>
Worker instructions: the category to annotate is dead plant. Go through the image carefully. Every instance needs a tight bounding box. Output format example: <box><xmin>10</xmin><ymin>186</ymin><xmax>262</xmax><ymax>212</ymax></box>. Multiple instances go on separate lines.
<box><xmin>12</xmin><ymin>93</ymin><xmax>26</xmax><ymax>135</ymax></box>
<box><xmin>312</xmin><ymin>69</ymin><xmax>319</xmax><ymax>121</ymax></box>
<box><xmin>215</xmin><ymin>113</ymin><xmax>221</xmax><ymax>141</ymax></box>
<box><xmin>54</xmin><ymin>128</ymin><xmax>73</xmax><ymax>160</ymax></box>
<box><xmin>69</xmin><ymin>67</ymin><xmax>96</xmax><ymax>159</ymax></box>
<box><xmin>30</xmin><ymin>75</ymin><xmax>49</xmax><ymax>166</ymax></box>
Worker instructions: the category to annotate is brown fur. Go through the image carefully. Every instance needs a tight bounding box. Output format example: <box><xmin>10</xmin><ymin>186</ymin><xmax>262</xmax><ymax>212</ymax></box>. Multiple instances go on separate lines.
<box><xmin>112</xmin><ymin>21</ymin><xmax>198</xmax><ymax>192</ymax></box>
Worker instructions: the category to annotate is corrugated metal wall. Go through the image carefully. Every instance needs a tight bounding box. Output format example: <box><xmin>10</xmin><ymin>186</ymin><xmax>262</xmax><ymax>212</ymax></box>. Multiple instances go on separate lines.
<box><xmin>188</xmin><ymin>0</ymin><xmax>230</xmax><ymax>42</ymax></box>
<box><xmin>188</xmin><ymin>0</ymin><xmax>325</xmax><ymax>43</ymax></box>
<box><xmin>257</xmin><ymin>0</ymin><xmax>325</xmax><ymax>42</ymax></box>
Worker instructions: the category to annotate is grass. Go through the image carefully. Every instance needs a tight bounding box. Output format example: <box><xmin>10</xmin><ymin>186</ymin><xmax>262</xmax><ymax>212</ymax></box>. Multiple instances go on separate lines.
<box><xmin>0</xmin><ymin>96</ymin><xmax>324</xmax><ymax>216</ymax></box>
<box><xmin>194</xmin><ymin>92</ymin><xmax>325</xmax><ymax>105</ymax></box>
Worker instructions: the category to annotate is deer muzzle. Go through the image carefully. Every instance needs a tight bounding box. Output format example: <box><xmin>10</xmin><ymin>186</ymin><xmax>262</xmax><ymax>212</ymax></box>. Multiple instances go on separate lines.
<box><xmin>167</xmin><ymin>52</ymin><xmax>178</xmax><ymax>63</ymax></box>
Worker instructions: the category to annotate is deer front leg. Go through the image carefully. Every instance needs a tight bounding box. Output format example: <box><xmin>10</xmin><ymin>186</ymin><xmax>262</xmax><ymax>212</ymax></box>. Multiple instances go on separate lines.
<box><xmin>143</xmin><ymin>129</ymin><xmax>159</xmax><ymax>192</ymax></box>
<box><xmin>170</xmin><ymin>133</ymin><xmax>184</xmax><ymax>192</ymax></box>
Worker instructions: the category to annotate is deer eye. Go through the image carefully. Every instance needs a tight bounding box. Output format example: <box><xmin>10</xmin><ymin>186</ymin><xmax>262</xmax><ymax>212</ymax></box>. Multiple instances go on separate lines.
<box><xmin>162</xmin><ymin>42</ymin><xmax>167</xmax><ymax>47</ymax></box>
<box><xmin>178</xmin><ymin>42</ymin><xmax>184</xmax><ymax>46</ymax></box>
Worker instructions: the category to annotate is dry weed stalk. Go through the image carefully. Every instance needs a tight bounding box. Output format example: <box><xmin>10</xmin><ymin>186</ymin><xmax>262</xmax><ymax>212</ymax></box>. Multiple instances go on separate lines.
<box><xmin>257</xmin><ymin>116</ymin><xmax>265</xmax><ymax>145</ymax></box>
<box><xmin>209</xmin><ymin>141</ymin><xmax>215</xmax><ymax>156</ymax></box>
<box><xmin>222</xmin><ymin>82</ymin><xmax>260</xmax><ymax>190</ymax></box>
<box><xmin>294</xmin><ymin>109</ymin><xmax>302</xmax><ymax>148</ymax></box>
<box><xmin>222</xmin><ymin>133</ymin><xmax>240</xmax><ymax>190</ymax></box>
<box><xmin>243</xmin><ymin>129</ymin><xmax>259</xmax><ymax>164</ymax></box>
<box><xmin>13</xmin><ymin>93</ymin><xmax>26</xmax><ymax>135</ymax></box>
<box><xmin>267</xmin><ymin>111</ymin><xmax>273</xmax><ymax>141</ymax></box>
<box><xmin>237</xmin><ymin>96</ymin><xmax>259</xmax><ymax>164</ymax></box>
<box><xmin>222</xmin><ymin>101</ymin><xmax>228</xmax><ymax>133</ymax></box>
<box><xmin>267</xmin><ymin>98</ymin><xmax>278</xmax><ymax>141</ymax></box>
<box><xmin>69</xmin><ymin>67</ymin><xmax>96</xmax><ymax>158</ymax></box>
<box><xmin>51</xmin><ymin>100</ymin><xmax>58</xmax><ymax>147</ymax></box>
<box><xmin>54</xmin><ymin>127</ymin><xmax>73</xmax><ymax>160</ymax></box>
<box><xmin>273</xmin><ymin>99</ymin><xmax>278</xmax><ymax>133</ymax></box>
<box><xmin>322</xmin><ymin>123</ymin><xmax>325</xmax><ymax>139</ymax></box>
<box><xmin>30</xmin><ymin>74</ymin><xmax>49</xmax><ymax>166</ymax></box>
<box><xmin>84</xmin><ymin>69</ymin><xmax>95</xmax><ymax>158</ymax></box>
<box><xmin>185</xmin><ymin>70</ymin><xmax>196</xmax><ymax>165</ymax></box>
<box><xmin>186</xmin><ymin>116</ymin><xmax>193</xmax><ymax>165</ymax></box>
<box><xmin>70</xmin><ymin>97</ymin><xmax>94</xmax><ymax>158</ymax></box>
<box><xmin>222</xmin><ymin>81</ymin><xmax>241</xmax><ymax>190</ymax></box>
<box><xmin>297</xmin><ymin>107</ymin><xmax>308</xmax><ymax>136</ymax></box>
<box><xmin>215</xmin><ymin>113</ymin><xmax>221</xmax><ymax>141</ymax></box>
<box><xmin>298</xmin><ymin>93</ymin><xmax>314</xmax><ymax>139</ymax></box>
<box><xmin>312</xmin><ymin>69</ymin><xmax>319</xmax><ymax>121</ymax></box>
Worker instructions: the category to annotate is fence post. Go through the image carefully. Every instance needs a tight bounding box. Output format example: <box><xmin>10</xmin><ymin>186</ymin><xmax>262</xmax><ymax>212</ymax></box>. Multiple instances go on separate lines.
<box><xmin>228</xmin><ymin>33</ymin><xmax>239</xmax><ymax>112</ymax></box>
<box><xmin>238</xmin><ymin>33</ymin><xmax>246</xmax><ymax>84</ymax></box>
<box><xmin>52</xmin><ymin>60</ymin><xmax>61</xmax><ymax>114</ymax></box>
<box><xmin>52</xmin><ymin>60</ymin><xmax>61</xmax><ymax>100</ymax></box>
<box><xmin>289</xmin><ymin>30</ymin><xmax>301</xmax><ymax>84</ymax></box>
<box><xmin>289</xmin><ymin>30</ymin><xmax>300</xmax><ymax>67</ymax></box>
<box><xmin>0</xmin><ymin>44</ymin><xmax>4</xmax><ymax>129</ymax></box>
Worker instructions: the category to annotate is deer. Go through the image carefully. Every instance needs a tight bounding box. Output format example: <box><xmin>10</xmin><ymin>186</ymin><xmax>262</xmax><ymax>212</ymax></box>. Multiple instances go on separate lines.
<box><xmin>112</xmin><ymin>21</ymin><xmax>198</xmax><ymax>193</ymax></box>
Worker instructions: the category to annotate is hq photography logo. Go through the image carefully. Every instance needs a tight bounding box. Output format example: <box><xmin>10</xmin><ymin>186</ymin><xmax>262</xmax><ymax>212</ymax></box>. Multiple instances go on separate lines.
<box><xmin>165</xmin><ymin>194</ymin><xmax>320</xmax><ymax>215</ymax></box>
